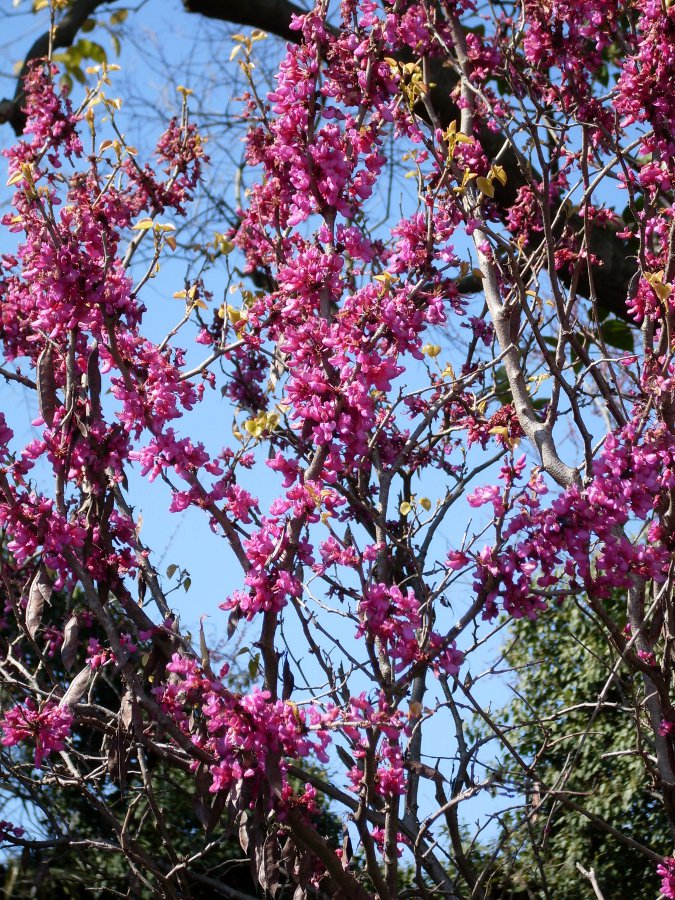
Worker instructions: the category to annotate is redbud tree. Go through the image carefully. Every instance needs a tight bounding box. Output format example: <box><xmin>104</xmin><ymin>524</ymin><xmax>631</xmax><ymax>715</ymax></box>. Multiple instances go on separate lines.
<box><xmin>0</xmin><ymin>0</ymin><xmax>674</xmax><ymax>897</ymax></box>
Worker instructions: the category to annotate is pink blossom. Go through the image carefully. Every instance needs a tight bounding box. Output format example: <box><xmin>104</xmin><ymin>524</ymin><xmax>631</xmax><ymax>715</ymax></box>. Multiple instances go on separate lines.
<box><xmin>1</xmin><ymin>700</ymin><xmax>73</xmax><ymax>769</ymax></box>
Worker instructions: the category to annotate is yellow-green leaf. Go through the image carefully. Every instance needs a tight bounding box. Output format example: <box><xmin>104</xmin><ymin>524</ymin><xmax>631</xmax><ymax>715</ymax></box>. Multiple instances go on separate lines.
<box><xmin>476</xmin><ymin>176</ymin><xmax>495</xmax><ymax>198</ymax></box>
<box><xmin>422</xmin><ymin>343</ymin><xmax>441</xmax><ymax>358</ymax></box>
<box><xmin>490</xmin><ymin>164</ymin><xmax>507</xmax><ymax>186</ymax></box>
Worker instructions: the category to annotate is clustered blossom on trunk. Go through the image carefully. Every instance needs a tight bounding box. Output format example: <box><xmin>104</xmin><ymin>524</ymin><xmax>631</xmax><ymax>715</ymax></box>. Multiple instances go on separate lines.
<box><xmin>0</xmin><ymin>0</ymin><xmax>674</xmax><ymax>896</ymax></box>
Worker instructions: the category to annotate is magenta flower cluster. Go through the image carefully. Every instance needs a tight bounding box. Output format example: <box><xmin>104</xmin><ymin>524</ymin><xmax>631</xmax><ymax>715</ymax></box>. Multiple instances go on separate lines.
<box><xmin>1</xmin><ymin>699</ymin><xmax>73</xmax><ymax>769</ymax></box>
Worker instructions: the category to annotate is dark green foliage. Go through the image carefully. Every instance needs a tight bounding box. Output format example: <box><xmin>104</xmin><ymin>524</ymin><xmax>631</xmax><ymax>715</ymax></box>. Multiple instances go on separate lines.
<box><xmin>478</xmin><ymin>597</ymin><xmax>671</xmax><ymax>899</ymax></box>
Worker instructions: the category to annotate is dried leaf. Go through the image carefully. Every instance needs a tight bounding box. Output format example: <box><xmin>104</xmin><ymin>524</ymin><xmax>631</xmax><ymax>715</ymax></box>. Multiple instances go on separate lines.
<box><xmin>341</xmin><ymin>824</ymin><xmax>353</xmax><ymax>865</ymax></box>
<box><xmin>137</xmin><ymin>574</ymin><xmax>146</xmax><ymax>606</ymax></box>
<box><xmin>252</xmin><ymin>830</ymin><xmax>266</xmax><ymax>889</ymax></box>
<box><xmin>120</xmin><ymin>691</ymin><xmax>133</xmax><ymax>729</ymax></box>
<box><xmin>206</xmin><ymin>789</ymin><xmax>227</xmax><ymax>836</ymax></box>
<box><xmin>227</xmin><ymin>606</ymin><xmax>242</xmax><ymax>641</ymax></box>
<box><xmin>296</xmin><ymin>851</ymin><xmax>314</xmax><ymax>889</ymax></box>
<box><xmin>193</xmin><ymin>794</ymin><xmax>210</xmax><ymax>829</ymax></box>
<box><xmin>61</xmin><ymin>614</ymin><xmax>79</xmax><ymax>670</ymax></box>
<box><xmin>103</xmin><ymin>732</ymin><xmax>115</xmax><ymax>771</ymax></box>
<box><xmin>261</xmin><ymin>836</ymin><xmax>280</xmax><ymax>897</ymax></box>
<box><xmin>106</xmin><ymin>726</ymin><xmax>129</xmax><ymax>790</ymax></box>
<box><xmin>199</xmin><ymin>616</ymin><xmax>213</xmax><ymax>675</ymax></box>
<box><xmin>26</xmin><ymin>567</ymin><xmax>52</xmax><ymax>639</ymax></box>
<box><xmin>61</xmin><ymin>666</ymin><xmax>93</xmax><ymax>707</ymax></box>
<box><xmin>87</xmin><ymin>342</ymin><xmax>102</xmax><ymax>415</ymax></box>
<box><xmin>193</xmin><ymin>764</ymin><xmax>215</xmax><ymax>828</ymax></box>
<box><xmin>301</xmin><ymin>417</ymin><xmax>315</xmax><ymax>442</ymax></box>
<box><xmin>337</xmin><ymin>745</ymin><xmax>356</xmax><ymax>770</ymax></box>
<box><xmin>195</xmin><ymin>764</ymin><xmax>212</xmax><ymax>799</ymax></box>
<box><xmin>239</xmin><ymin>812</ymin><xmax>250</xmax><ymax>852</ymax></box>
<box><xmin>25</xmin><ymin>590</ymin><xmax>44</xmax><ymax>640</ymax></box>
<box><xmin>266</xmin><ymin>755</ymin><xmax>283</xmax><ymax>796</ymax></box>
<box><xmin>230</xmin><ymin>777</ymin><xmax>246</xmax><ymax>815</ymax></box>
<box><xmin>75</xmin><ymin>417</ymin><xmax>89</xmax><ymax>438</ymax></box>
<box><xmin>282</xmin><ymin>656</ymin><xmax>295</xmax><ymax>701</ymax></box>
<box><xmin>36</xmin><ymin>346</ymin><xmax>57</xmax><ymax>427</ymax></box>
<box><xmin>268</xmin><ymin>345</ymin><xmax>287</xmax><ymax>392</ymax></box>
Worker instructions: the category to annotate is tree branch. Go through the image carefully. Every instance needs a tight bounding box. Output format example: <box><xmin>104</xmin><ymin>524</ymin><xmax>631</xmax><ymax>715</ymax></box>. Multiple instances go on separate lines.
<box><xmin>181</xmin><ymin>0</ymin><xmax>306</xmax><ymax>44</ymax></box>
<box><xmin>0</xmin><ymin>0</ymin><xmax>119</xmax><ymax>135</ymax></box>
